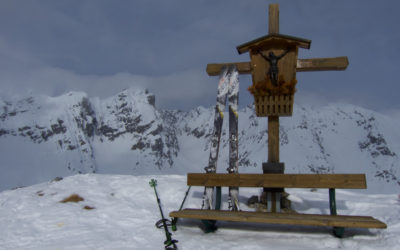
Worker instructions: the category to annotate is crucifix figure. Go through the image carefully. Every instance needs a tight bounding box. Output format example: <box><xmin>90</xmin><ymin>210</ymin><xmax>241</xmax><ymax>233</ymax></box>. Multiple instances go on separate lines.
<box><xmin>257</xmin><ymin>49</ymin><xmax>289</xmax><ymax>86</ymax></box>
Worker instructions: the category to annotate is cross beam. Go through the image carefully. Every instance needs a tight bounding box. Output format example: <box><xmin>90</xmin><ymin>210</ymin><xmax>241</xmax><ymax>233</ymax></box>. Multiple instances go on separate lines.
<box><xmin>206</xmin><ymin>57</ymin><xmax>349</xmax><ymax>76</ymax></box>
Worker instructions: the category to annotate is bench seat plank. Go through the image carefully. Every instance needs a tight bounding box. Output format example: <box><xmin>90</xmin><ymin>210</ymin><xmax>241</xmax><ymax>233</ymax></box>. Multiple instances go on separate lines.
<box><xmin>170</xmin><ymin>209</ymin><xmax>386</xmax><ymax>229</ymax></box>
<box><xmin>187</xmin><ymin>173</ymin><xmax>367</xmax><ymax>189</ymax></box>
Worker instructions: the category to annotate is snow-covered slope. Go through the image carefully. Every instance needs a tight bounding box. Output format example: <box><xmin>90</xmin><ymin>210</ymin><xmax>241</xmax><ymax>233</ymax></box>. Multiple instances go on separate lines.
<box><xmin>1</xmin><ymin>89</ymin><xmax>399</xmax><ymax>193</ymax></box>
<box><xmin>0</xmin><ymin>174</ymin><xmax>398</xmax><ymax>249</ymax></box>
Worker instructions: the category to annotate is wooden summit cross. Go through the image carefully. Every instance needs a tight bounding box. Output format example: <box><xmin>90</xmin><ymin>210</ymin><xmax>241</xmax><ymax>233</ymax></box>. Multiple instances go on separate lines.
<box><xmin>207</xmin><ymin>4</ymin><xmax>349</xmax><ymax>211</ymax></box>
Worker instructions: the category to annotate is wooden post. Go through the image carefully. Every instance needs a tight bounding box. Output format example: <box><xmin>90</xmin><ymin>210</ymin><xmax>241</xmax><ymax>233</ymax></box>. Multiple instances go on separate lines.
<box><xmin>267</xmin><ymin>4</ymin><xmax>280</xmax><ymax>165</ymax></box>
<box><xmin>266</xmin><ymin>116</ymin><xmax>281</xmax><ymax>212</ymax></box>
<box><xmin>268</xmin><ymin>4</ymin><xmax>279</xmax><ymax>34</ymax></box>
<box><xmin>268</xmin><ymin>116</ymin><xmax>280</xmax><ymax>163</ymax></box>
<box><xmin>266</xmin><ymin>4</ymin><xmax>281</xmax><ymax>213</ymax></box>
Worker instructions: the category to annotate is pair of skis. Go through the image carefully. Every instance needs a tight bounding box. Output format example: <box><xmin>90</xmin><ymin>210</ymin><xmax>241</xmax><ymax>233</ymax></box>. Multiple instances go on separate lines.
<box><xmin>202</xmin><ymin>65</ymin><xmax>240</xmax><ymax>211</ymax></box>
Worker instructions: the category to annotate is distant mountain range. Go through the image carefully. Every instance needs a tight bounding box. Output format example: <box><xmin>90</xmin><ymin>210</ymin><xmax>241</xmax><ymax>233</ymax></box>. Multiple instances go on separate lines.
<box><xmin>1</xmin><ymin>88</ymin><xmax>399</xmax><ymax>193</ymax></box>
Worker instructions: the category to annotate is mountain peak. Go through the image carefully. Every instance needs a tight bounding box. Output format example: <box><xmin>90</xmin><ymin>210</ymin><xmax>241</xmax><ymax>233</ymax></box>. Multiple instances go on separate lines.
<box><xmin>0</xmin><ymin>89</ymin><xmax>399</xmax><ymax>194</ymax></box>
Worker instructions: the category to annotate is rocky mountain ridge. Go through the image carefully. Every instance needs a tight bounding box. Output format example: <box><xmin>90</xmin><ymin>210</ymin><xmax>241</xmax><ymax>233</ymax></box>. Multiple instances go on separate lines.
<box><xmin>1</xmin><ymin>88</ymin><xmax>399</xmax><ymax>193</ymax></box>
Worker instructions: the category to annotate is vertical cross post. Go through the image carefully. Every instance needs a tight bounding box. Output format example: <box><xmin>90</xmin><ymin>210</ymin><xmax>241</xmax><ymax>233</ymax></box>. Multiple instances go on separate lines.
<box><xmin>267</xmin><ymin>4</ymin><xmax>280</xmax><ymax>166</ymax></box>
<box><xmin>267</xmin><ymin>116</ymin><xmax>280</xmax><ymax>163</ymax></box>
<box><xmin>263</xmin><ymin>4</ymin><xmax>282</xmax><ymax>213</ymax></box>
<box><xmin>268</xmin><ymin>3</ymin><xmax>279</xmax><ymax>34</ymax></box>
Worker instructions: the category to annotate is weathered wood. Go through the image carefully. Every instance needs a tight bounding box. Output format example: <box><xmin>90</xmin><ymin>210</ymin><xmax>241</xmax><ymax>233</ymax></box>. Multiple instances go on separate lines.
<box><xmin>206</xmin><ymin>57</ymin><xmax>347</xmax><ymax>76</ymax></box>
<box><xmin>268</xmin><ymin>116</ymin><xmax>280</xmax><ymax>162</ymax></box>
<box><xmin>237</xmin><ymin>34</ymin><xmax>311</xmax><ymax>55</ymax></box>
<box><xmin>248</xmin><ymin>47</ymin><xmax>297</xmax><ymax>98</ymax></box>
<box><xmin>251</xmin><ymin>90</ymin><xmax>295</xmax><ymax>117</ymax></box>
<box><xmin>297</xmin><ymin>57</ymin><xmax>349</xmax><ymax>71</ymax></box>
<box><xmin>187</xmin><ymin>173</ymin><xmax>367</xmax><ymax>189</ymax></box>
<box><xmin>251</xmin><ymin>50</ymin><xmax>267</xmax><ymax>88</ymax></box>
<box><xmin>206</xmin><ymin>62</ymin><xmax>252</xmax><ymax>76</ymax></box>
<box><xmin>268</xmin><ymin>4</ymin><xmax>279</xmax><ymax>34</ymax></box>
<box><xmin>169</xmin><ymin>209</ymin><xmax>387</xmax><ymax>229</ymax></box>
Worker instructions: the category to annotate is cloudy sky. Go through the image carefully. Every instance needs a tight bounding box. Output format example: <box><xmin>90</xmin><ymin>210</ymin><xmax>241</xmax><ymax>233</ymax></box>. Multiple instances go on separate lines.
<box><xmin>0</xmin><ymin>0</ymin><xmax>399</xmax><ymax>112</ymax></box>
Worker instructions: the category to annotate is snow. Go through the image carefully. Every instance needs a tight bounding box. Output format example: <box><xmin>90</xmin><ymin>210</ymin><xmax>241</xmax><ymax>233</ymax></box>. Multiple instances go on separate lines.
<box><xmin>1</xmin><ymin>89</ymin><xmax>400</xmax><ymax>194</ymax></box>
<box><xmin>0</xmin><ymin>174</ymin><xmax>398</xmax><ymax>250</ymax></box>
<box><xmin>0</xmin><ymin>88</ymin><xmax>399</xmax><ymax>249</ymax></box>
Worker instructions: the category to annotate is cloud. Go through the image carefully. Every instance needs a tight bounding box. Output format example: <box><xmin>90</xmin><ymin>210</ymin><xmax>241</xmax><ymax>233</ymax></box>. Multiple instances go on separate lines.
<box><xmin>382</xmin><ymin>109</ymin><xmax>400</xmax><ymax>122</ymax></box>
<box><xmin>294</xmin><ymin>89</ymin><xmax>332</xmax><ymax>108</ymax></box>
<box><xmin>0</xmin><ymin>33</ymin><xmax>220</xmax><ymax>110</ymax></box>
<box><xmin>1</xmin><ymin>0</ymin><xmax>400</xmax><ymax>112</ymax></box>
<box><xmin>0</xmin><ymin>63</ymin><xmax>217</xmax><ymax>110</ymax></box>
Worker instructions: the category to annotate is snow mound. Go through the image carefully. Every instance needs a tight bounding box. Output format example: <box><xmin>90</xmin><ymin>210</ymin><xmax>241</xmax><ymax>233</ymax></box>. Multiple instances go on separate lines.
<box><xmin>0</xmin><ymin>174</ymin><xmax>399</xmax><ymax>249</ymax></box>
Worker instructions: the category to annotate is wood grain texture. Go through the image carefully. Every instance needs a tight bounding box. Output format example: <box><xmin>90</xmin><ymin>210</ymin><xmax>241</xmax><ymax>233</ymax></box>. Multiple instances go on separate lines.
<box><xmin>206</xmin><ymin>62</ymin><xmax>252</xmax><ymax>76</ymax></box>
<box><xmin>169</xmin><ymin>209</ymin><xmax>387</xmax><ymax>229</ymax></box>
<box><xmin>268</xmin><ymin>4</ymin><xmax>279</xmax><ymax>34</ymax></box>
<box><xmin>268</xmin><ymin>116</ymin><xmax>280</xmax><ymax>162</ymax></box>
<box><xmin>206</xmin><ymin>56</ymin><xmax>346</xmax><ymax>76</ymax></box>
<box><xmin>296</xmin><ymin>57</ymin><xmax>349</xmax><ymax>71</ymax></box>
<box><xmin>236</xmin><ymin>34</ymin><xmax>311</xmax><ymax>54</ymax></box>
<box><xmin>249</xmin><ymin>47</ymin><xmax>297</xmax><ymax>96</ymax></box>
<box><xmin>187</xmin><ymin>173</ymin><xmax>367</xmax><ymax>189</ymax></box>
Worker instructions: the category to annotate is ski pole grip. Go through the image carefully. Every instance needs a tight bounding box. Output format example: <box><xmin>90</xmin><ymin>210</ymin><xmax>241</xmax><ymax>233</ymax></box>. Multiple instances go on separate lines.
<box><xmin>149</xmin><ymin>179</ymin><xmax>157</xmax><ymax>188</ymax></box>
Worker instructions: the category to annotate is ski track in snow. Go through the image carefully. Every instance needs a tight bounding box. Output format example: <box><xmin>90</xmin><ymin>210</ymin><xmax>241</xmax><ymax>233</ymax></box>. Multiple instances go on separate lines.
<box><xmin>0</xmin><ymin>174</ymin><xmax>398</xmax><ymax>250</ymax></box>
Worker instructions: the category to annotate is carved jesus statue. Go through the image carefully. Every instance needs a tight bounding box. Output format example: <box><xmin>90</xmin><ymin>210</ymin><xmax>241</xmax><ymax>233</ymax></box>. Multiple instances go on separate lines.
<box><xmin>257</xmin><ymin>49</ymin><xmax>290</xmax><ymax>86</ymax></box>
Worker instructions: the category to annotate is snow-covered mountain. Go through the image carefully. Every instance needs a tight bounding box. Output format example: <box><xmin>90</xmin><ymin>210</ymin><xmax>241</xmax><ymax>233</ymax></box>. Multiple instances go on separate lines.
<box><xmin>1</xmin><ymin>89</ymin><xmax>399</xmax><ymax>193</ymax></box>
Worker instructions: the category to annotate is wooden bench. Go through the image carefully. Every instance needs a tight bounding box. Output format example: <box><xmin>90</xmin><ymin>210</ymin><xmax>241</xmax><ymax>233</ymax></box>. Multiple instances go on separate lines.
<box><xmin>169</xmin><ymin>173</ymin><xmax>387</xmax><ymax>237</ymax></box>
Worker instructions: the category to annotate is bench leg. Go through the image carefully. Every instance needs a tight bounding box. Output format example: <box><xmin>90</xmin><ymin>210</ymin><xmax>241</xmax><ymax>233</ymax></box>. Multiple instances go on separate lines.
<box><xmin>265</xmin><ymin>192</ymin><xmax>281</xmax><ymax>212</ymax></box>
<box><xmin>201</xmin><ymin>219</ymin><xmax>218</xmax><ymax>233</ymax></box>
<box><xmin>329</xmin><ymin>188</ymin><xmax>344</xmax><ymax>238</ymax></box>
<box><xmin>333</xmin><ymin>226</ymin><xmax>345</xmax><ymax>238</ymax></box>
<box><xmin>171</xmin><ymin>218</ymin><xmax>177</xmax><ymax>231</ymax></box>
<box><xmin>275</xmin><ymin>192</ymin><xmax>281</xmax><ymax>212</ymax></box>
<box><xmin>215</xmin><ymin>186</ymin><xmax>222</xmax><ymax>210</ymax></box>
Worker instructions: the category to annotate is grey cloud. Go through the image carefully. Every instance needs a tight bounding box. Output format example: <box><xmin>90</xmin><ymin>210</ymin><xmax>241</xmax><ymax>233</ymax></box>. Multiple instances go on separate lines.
<box><xmin>0</xmin><ymin>0</ymin><xmax>399</xmax><ymax>112</ymax></box>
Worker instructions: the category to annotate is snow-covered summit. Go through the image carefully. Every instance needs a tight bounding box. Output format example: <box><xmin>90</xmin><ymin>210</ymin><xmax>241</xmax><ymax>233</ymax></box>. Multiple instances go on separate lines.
<box><xmin>0</xmin><ymin>174</ymin><xmax>398</xmax><ymax>249</ymax></box>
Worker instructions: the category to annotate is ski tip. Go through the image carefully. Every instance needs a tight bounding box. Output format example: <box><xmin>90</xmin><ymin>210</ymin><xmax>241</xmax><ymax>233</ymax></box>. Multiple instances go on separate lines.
<box><xmin>219</xmin><ymin>65</ymin><xmax>230</xmax><ymax>77</ymax></box>
<box><xmin>228</xmin><ymin>64</ymin><xmax>237</xmax><ymax>71</ymax></box>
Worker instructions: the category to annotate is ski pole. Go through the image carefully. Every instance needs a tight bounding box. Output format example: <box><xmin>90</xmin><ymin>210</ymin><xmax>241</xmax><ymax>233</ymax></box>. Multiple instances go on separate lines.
<box><xmin>149</xmin><ymin>179</ymin><xmax>178</xmax><ymax>250</ymax></box>
<box><xmin>171</xmin><ymin>186</ymin><xmax>191</xmax><ymax>230</ymax></box>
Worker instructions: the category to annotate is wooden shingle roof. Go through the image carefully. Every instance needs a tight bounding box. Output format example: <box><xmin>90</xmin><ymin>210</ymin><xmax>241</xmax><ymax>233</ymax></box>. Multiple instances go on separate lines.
<box><xmin>237</xmin><ymin>33</ymin><xmax>311</xmax><ymax>54</ymax></box>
